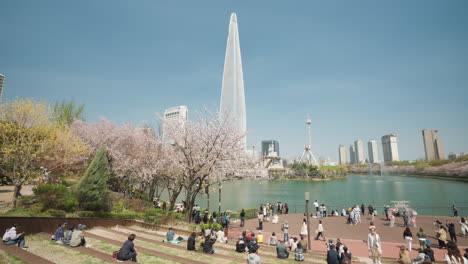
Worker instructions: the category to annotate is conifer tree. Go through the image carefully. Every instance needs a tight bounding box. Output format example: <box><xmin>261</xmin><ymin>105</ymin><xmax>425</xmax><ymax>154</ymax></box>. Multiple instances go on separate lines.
<box><xmin>75</xmin><ymin>146</ymin><xmax>110</xmax><ymax>211</ymax></box>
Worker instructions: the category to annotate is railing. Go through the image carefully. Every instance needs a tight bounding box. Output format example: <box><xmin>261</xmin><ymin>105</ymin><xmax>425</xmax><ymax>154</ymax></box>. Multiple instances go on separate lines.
<box><xmin>261</xmin><ymin>204</ymin><xmax>468</xmax><ymax>217</ymax></box>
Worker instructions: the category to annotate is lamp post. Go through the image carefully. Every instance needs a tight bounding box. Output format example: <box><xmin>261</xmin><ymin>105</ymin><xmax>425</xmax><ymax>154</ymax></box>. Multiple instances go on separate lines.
<box><xmin>305</xmin><ymin>192</ymin><xmax>311</xmax><ymax>250</ymax></box>
<box><xmin>218</xmin><ymin>180</ymin><xmax>222</xmax><ymax>215</ymax></box>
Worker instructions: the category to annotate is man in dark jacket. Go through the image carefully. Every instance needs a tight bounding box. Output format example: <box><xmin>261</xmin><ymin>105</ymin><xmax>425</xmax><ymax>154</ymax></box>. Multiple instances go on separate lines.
<box><xmin>187</xmin><ymin>232</ymin><xmax>196</xmax><ymax>250</ymax></box>
<box><xmin>423</xmin><ymin>245</ymin><xmax>435</xmax><ymax>262</ymax></box>
<box><xmin>276</xmin><ymin>239</ymin><xmax>289</xmax><ymax>259</ymax></box>
<box><xmin>118</xmin><ymin>234</ymin><xmax>137</xmax><ymax>262</ymax></box>
<box><xmin>203</xmin><ymin>237</ymin><xmax>216</xmax><ymax>254</ymax></box>
<box><xmin>327</xmin><ymin>244</ymin><xmax>339</xmax><ymax>264</ymax></box>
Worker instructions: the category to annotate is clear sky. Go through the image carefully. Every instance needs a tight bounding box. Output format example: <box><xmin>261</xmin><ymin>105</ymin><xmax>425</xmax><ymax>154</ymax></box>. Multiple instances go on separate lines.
<box><xmin>1</xmin><ymin>0</ymin><xmax>467</xmax><ymax>162</ymax></box>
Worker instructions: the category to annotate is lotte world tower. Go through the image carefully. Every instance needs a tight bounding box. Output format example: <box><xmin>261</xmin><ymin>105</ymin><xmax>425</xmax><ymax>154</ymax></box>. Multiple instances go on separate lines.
<box><xmin>220</xmin><ymin>13</ymin><xmax>247</xmax><ymax>149</ymax></box>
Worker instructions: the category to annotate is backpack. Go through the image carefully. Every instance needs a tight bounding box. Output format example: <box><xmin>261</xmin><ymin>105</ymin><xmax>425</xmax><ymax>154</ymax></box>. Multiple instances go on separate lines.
<box><xmin>112</xmin><ymin>251</ymin><xmax>119</xmax><ymax>259</ymax></box>
<box><xmin>281</xmin><ymin>224</ymin><xmax>285</xmax><ymax>232</ymax></box>
<box><xmin>342</xmin><ymin>252</ymin><xmax>352</xmax><ymax>264</ymax></box>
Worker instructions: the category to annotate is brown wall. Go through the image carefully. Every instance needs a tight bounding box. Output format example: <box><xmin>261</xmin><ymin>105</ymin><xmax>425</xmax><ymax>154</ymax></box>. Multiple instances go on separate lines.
<box><xmin>0</xmin><ymin>217</ymin><xmax>135</xmax><ymax>235</ymax></box>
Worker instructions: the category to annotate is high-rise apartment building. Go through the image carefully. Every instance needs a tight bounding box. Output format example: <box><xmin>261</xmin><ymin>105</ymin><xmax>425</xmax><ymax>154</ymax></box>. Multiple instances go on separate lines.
<box><xmin>162</xmin><ymin>106</ymin><xmax>188</xmax><ymax>144</ymax></box>
<box><xmin>0</xmin><ymin>74</ymin><xmax>5</xmax><ymax>98</ymax></box>
<box><xmin>349</xmin><ymin>144</ymin><xmax>356</xmax><ymax>164</ymax></box>
<box><xmin>381</xmin><ymin>134</ymin><xmax>399</xmax><ymax>162</ymax></box>
<box><xmin>368</xmin><ymin>139</ymin><xmax>379</xmax><ymax>163</ymax></box>
<box><xmin>261</xmin><ymin>140</ymin><xmax>279</xmax><ymax>157</ymax></box>
<box><xmin>422</xmin><ymin>129</ymin><xmax>445</xmax><ymax>161</ymax></box>
<box><xmin>354</xmin><ymin>139</ymin><xmax>365</xmax><ymax>164</ymax></box>
<box><xmin>220</xmin><ymin>13</ymin><xmax>247</xmax><ymax>149</ymax></box>
<box><xmin>338</xmin><ymin>145</ymin><xmax>347</xmax><ymax>165</ymax></box>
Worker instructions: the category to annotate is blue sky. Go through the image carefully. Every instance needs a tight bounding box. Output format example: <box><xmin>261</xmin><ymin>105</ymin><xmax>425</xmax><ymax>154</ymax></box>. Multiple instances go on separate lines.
<box><xmin>1</xmin><ymin>0</ymin><xmax>467</xmax><ymax>161</ymax></box>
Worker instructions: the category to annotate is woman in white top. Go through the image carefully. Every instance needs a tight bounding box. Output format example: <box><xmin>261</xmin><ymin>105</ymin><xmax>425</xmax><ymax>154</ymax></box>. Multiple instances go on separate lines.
<box><xmin>272</xmin><ymin>214</ymin><xmax>279</xmax><ymax>224</ymax></box>
<box><xmin>216</xmin><ymin>229</ymin><xmax>227</xmax><ymax>243</ymax></box>
<box><xmin>460</xmin><ymin>217</ymin><xmax>468</xmax><ymax>237</ymax></box>
<box><xmin>444</xmin><ymin>241</ymin><xmax>467</xmax><ymax>264</ymax></box>
<box><xmin>300</xmin><ymin>219</ymin><xmax>308</xmax><ymax>236</ymax></box>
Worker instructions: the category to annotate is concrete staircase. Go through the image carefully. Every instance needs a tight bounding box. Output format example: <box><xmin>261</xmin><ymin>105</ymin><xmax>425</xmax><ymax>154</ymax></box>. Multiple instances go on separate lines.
<box><xmin>0</xmin><ymin>225</ymin><xmax>395</xmax><ymax>264</ymax></box>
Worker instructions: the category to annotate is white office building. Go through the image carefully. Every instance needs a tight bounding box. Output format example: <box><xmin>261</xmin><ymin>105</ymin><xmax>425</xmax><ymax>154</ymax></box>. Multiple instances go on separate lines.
<box><xmin>162</xmin><ymin>106</ymin><xmax>188</xmax><ymax>144</ymax></box>
<box><xmin>338</xmin><ymin>145</ymin><xmax>347</xmax><ymax>165</ymax></box>
<box><xmin>368</xmin><ymin>139</ymin><xmax>379</xmax><ymax>163</ymax></box>
<box><xmin>354</xmin><ymin>139</ymin><xmax>365</xmax><ymax>164</ymax></box>
<box><xmin>381</xmin><ymin>134</ymin><xmax>400</xmax><ymax>162</ymax></box>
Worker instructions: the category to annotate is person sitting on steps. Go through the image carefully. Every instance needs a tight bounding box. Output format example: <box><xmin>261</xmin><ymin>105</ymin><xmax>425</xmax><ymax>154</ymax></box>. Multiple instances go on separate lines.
<box><xmin>2</xmin><ymin>223</ymin><xmax>28</xmax><ymax>249</ymax></box>
<box><xmin>117</xmin><ymin>234</ymin><xmax>137</xmax><ymax>262</ymax></box>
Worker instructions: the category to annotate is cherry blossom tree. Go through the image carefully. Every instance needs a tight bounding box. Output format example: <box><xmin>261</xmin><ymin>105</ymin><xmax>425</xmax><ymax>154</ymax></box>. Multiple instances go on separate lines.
<box><xmin>162</xmin><ymin>110</ymin><xmax>249</xmax><ymax>221</ymax></box>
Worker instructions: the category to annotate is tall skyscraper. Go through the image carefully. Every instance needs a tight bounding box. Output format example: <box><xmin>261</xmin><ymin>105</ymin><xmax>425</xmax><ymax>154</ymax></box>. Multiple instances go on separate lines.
<box><xmin>349</xmin><ymin>144</ymin><xmax>356</xmax><ymax>164</ymax></box>
<box><xmin>261</xmin><ymin>140</ymin><xmax>279</xmax><ymax>157</ymax></box>
<box><xmin>422</xmin><ymin>129</ymin><xmax>445</xmax><ymax>161</ymax></box>
<box><xmin>368</xmin><ymin>139</ymin><xmax>379</xmax><ymax>163</ymax></box>
<box><xmin>220</xmin><ymin>13</ymin><xmax>247</xmax><ymax>149</ymax></box>
<box><xmin>338</xmin><ymin>145</ymin><xmax>347</xmax><ymax>165</ymax></box>
<box><xmin>0</xmin><ymin>74</ymin><xmax>5</xmax><ymax>98</ymax></box>
<box><xmin>381</xmin><ymin>134</ymin><xmax>400</xmax><ymax>162</ymax></box>
<box><xmin>354</xmin><ymin>139</ymin><xmax>365</xmax><ymax>164</ymax></box>
<box><xmin>162</xmin><ymin>106</ymin><xmax>188</xmax><ymax>144</ymax></box>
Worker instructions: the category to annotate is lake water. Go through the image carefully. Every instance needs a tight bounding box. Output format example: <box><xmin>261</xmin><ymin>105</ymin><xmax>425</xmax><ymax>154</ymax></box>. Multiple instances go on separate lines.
<box><xmin>191</xmin><ymin>174</ymin><xmax>468</xmax><ymax>216</ymax></box>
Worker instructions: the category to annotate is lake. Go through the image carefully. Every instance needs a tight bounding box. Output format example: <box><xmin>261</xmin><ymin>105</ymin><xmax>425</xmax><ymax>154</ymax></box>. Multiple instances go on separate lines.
<box><xmin>190</xmin><ymin>174</ymin><xmax>468</xmax><ymax>216</ymax></box>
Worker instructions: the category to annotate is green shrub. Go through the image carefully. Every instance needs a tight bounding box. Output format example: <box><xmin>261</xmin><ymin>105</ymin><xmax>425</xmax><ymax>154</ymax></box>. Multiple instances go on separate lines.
<box><xmin>112</xmin><ymin>204</ymin><xmax>125</xmax><ymax>213</ymax></box>
<box><xmin>199</xmin><ymin>223</ymin><xmax>222</xmax><ymax>231</ymax></box>
<box><xmin>75</xmin><ymin>147</ymin><xmax>111</xmax><ymax>212</ymax></box>
<box><xmin>47</xmin><ymin>209</ymin><xmax>66</xmax><ymax>217</ymax></box>
<box><xmin>1</xmin><ymin>207</ymin><xmax>33</xmax><ymax>217</ymax></box>
<box><xmin>34</xmin><ymin>184</ymin><xmax>78</xmax><ymax>212</ymax></box>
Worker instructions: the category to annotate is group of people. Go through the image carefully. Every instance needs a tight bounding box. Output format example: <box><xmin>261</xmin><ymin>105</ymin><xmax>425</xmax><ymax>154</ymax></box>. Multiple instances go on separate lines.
<box><xmin>52</xmin><ymin>222</ymin><xmax>88</xmax><ymax>247</ymax></box>
<box><xmin>187</xmin><ymin>227</ymin><xmax>228</xmax><ymax>255</ymax></box>
<box><xmin>2</xmin><ymin>222</ymin><xmax>88</xmax><ymax>250</ymax></box>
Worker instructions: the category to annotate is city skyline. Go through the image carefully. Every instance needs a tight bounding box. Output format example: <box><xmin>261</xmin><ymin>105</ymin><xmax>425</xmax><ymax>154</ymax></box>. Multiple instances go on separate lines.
<box><xmin>1</xmin><ymin>1</ymin><xmax>467</xmax><ymax>161</ymax></box>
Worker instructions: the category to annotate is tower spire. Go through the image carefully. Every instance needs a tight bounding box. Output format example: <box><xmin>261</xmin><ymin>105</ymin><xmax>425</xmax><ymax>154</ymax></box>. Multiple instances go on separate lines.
<box><xmin>220</xmin><ymin>12</ymin><xmax>247</xmax><ymax>149</ymax></box>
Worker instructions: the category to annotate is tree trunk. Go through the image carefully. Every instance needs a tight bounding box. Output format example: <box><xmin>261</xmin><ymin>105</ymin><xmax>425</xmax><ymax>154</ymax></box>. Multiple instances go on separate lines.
<box><xmin>168</xmin><ymin>185</ymin><xmax>183</xmax><ymax>211</ymax></box>
<box><xmin>12</xmin><ymin>184</ymin><xmax>23</xmax><ymax>208</ymax></box>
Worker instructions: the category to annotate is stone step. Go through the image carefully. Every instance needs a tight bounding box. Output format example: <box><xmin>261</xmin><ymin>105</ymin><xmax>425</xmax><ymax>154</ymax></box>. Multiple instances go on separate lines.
<box><xmin>86</xmin><ymin>228</ymin><xmax>216</xmax><ymax>264</ymax></box>
<box><xmin>0</xmin><ymin>242</ymin><xmax>53</xmax><ymax>264</ymax></box>
<box><xmin>113</xmin><ymin>225</ymin><xmax>324</xmax><ymax>264</ymax></box>
<box><xmin>36</xmin><ymin>233</ymin><xmax>124</xmax><ymax>263</ymax></box>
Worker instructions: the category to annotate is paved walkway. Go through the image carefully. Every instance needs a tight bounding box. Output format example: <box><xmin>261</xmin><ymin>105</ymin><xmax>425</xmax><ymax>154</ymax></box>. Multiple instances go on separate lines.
<box><xmin>228</xmin><ymin>213</ymin><xmax>468</xmax><ymax>262</ymax></box>
<box><xmin>0</xmin><ymin>185</ymin><xmax>34</xmax><ymax>212</ymax></box>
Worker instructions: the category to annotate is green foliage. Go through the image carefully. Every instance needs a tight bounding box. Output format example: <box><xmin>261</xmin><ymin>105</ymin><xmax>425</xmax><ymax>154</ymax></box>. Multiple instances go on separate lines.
<box><xmin>142</xmin><ymin>208</ymin><xmax>184</xmax><ymax>225</ymax></box>
<box><xmin>455</xmin><ymin>154</ymin><xmax>468</xmax><ymax>162</ymax></box>
<box><xmin>76</xmin><ymin>211</ymin><xmax>141</xmax><ymax>219</ymax></box>
<box><xmin>33</xmin><ymin>184</ymin><xmax>78</xmax><ymax>212</ymax></box>
<box><xmin>428</xmin><ymin>159</ymin><xmax>452</xmax><ymax>167</ymax></box>
<box><xmin>53</xmin><ymin>99</ymin><xmax>85</xmax><ymax>126</ymax></box>
<box><xmin>290</xmin><ymin>162</ymin><xmax>321</xmax><ymax>177</ymax></box>
<box><xmin>111</xmin><ymin>204</ymin><xmax>125</xmax><ymax>213</ymax></box>
<box><xmin>61</xmin><ymin>178</ymin><xmax>79</xmax><ymax>187</ymax></box>
<box><xmin>230</xmin><ymin>207</ymin><xmax>258</xmax><ymax>219</ymax></box>
<box><xmin>199</xmin><ymin>223</ymin><xmax>223</xmax><ymax>231</ymax></box>
<box><xmin>75</xmin><ymin>146</ymin><xmax>111</xmax><ymax>212</ymax></box>
<box><xmin>1</xmin><ymin>207</ymin><xmax>33</xmax><ymax>217</ymax></box>
<box><xmin>47</xmin><ymin>209</ymin><xmax>66</xmax><ymax>217</ymax></box>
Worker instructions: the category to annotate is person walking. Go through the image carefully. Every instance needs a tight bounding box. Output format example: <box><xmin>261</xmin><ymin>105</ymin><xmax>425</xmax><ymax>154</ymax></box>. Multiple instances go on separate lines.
<box><xmin>315</xmin><ymin>220</ymin><xmax>326</xmax><ymax>241</ymax></box>
<box><xmin>452</xmin><ymin>205</ymin><xmax>459</xmax><ymax>217</ymax></box>
<box><xmin>367</xmin><ymin>228</ymin><xmax>382</xmax><ymax>264</ymax></box>
<box><xmin>403</xmin><ymin>227</ymin><xmax>413</xmax><ymax>251</ymax></box>
<box><xmin>300</xmin><ymin>219</ymin><xmax>308</xmax><ymax>237</ymax></box>
<box><xmin>340</xmin><ymin>246</ymin><xmax>352</xmax><ymax>264</ymax></box>
<box><xmin>403</xmin><ymin>211</ymin><xmax>410</xmax><ymax>228</ymax></box>
<box><xmin>416</xmin><ymin>228</ymin><xmax>427</xmax><ymax>250</ymax></box>
<box><xmin>281</xmin><ymin>221</ymin><xmax>290</xmax><ymax>242</ymax></box>
<box><xmin>436</xmin><ymin>226</ymin><xmax>447</xmax><ymax>249</ymax></box>
<box><xmin>240</xmin><ymin>209</ymin><xmax>246</xmax><ymax>227</ymax></box>
<box><xmin>460</xmin><ymin>217</ymin><xmax>468</xmax><ymax>237</ymax></box>
<box><xmin>446</xmin><ymin>220</ymin><xmax>457</xmax><ymax>243</ymax></box>
<box><xmin>314</xmin><ymin>200</ymin><xmax>319</xmax><ymax>213</ymax></box>
<box><xmin>258</xmin><ymin>212</ymin><xmax>264</xmax><ymax>231</ymax></box>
